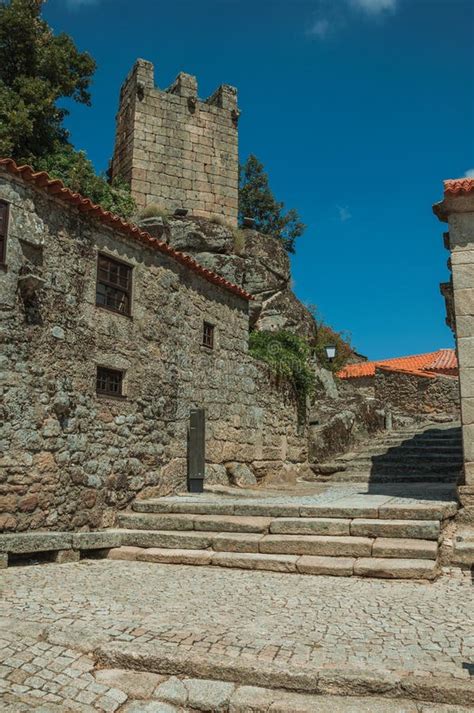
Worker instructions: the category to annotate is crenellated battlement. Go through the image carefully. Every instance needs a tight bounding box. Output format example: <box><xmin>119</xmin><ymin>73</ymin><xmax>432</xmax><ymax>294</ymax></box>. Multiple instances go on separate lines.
<box><xmin>110</xmin><ymin>59</ymin><xmax>239</xmax><ymax>224</ymax></box>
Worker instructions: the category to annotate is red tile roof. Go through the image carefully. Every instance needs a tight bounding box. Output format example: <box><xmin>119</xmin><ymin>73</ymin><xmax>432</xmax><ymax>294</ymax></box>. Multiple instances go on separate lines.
<box><xmin>0</xmin><ymin>158</ymin><xmax>253</xmax><ymax>302</ymax></box>
<box><xmin>444</xmin><ymin>178</ymin><xmax>474</xmax><ymax>196</ymax></box>
<box><xmin>337</xmin><ymin>349</ymin><xmax>457</xmax><ymax>380</ymax></box>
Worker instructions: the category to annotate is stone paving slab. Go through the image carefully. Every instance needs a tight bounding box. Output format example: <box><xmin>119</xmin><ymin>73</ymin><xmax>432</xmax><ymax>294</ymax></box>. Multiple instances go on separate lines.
<box><xmin>0</xmin><ymin>559</ymin><xmax>472</xmax><ymax>710</ymax></box>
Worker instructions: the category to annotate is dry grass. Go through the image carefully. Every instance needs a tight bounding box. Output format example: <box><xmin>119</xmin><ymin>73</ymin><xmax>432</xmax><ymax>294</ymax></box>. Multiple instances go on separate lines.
<box><xmin>138</xmin><ymin>203</ymin><xmax>170</xmax><ymax>221</ymax></box>
<box><xmin>233</xmin><ymin>228</ymin><xmax>247</xmax><ymax>255</ymax></box>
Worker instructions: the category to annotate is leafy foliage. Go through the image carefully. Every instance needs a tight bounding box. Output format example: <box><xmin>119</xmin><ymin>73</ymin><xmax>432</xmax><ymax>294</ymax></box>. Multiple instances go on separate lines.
<box><xmin>249</xmin><ymin>330</ymin><xmax>315</xmax><ymax>404</ymax></box>
<box><xmin>307</xmin><ymin>305</ymin><xmax>353</xmax><ymax>372</ymax></box>
<box><xmin>315</xmin><ymin>324</ymin><xmax>354</xmax><ymax>372</ymax></box>
<box><xmin>0</xmin><ymin>0</ymin><xmax>96</xmax><ymax>162</ymax></box>
<box><xmin>36</xmin><ymin>145</ymin><xmax>136</xmax><ymax>218</ymax></box>
<box><xmin>239</xmin><ymin>155</ymin><xmax>306</xmax><ymax>254</ymax></box>
<box><xmin>0</xmin><ymin>0</ymin><xmax>135</xmax><ymax>219</ymax></box>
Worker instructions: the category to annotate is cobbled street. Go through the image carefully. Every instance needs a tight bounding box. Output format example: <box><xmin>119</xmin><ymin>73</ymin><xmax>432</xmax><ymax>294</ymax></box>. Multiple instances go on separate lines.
<box><xmin>0</xmin><ymin>559</ymin><xmax>473</xmax><ymax>711</ymax></box>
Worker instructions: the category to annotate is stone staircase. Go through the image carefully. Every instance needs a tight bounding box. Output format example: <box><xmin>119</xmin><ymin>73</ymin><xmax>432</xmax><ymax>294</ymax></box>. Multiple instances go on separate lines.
<box><xmin>312</xmin><ymin>422</ymin><xmax>463</xmax><ymax>483</ymax></box>
<box><xmin>1</xmin><ymin>421</ymin><xmax>462</xmax><ymax>580</ymax></box>
<box><xmin>109</xmin><ymin>485</ymin><xmax>459</xmax><ymax>580</ymax></box>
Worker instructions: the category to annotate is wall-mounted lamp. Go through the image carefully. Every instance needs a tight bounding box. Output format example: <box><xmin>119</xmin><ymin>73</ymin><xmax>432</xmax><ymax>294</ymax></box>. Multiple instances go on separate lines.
<box><xmin>325</xmin><ymin>345</ymin><xmax>336</xmax><ymax>363</ymax></box>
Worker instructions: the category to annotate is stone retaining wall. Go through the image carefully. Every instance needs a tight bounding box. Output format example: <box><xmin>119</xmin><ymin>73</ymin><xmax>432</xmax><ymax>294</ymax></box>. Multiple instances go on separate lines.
<box><xmin>0</xmin><ymin>173</ymin><xmax>307</xmax><ymax>532</ymax></box>
<box><xmin>374</xmin><ymin>368</ymin><xmax>460</xmax><ymax>417</ymax></box>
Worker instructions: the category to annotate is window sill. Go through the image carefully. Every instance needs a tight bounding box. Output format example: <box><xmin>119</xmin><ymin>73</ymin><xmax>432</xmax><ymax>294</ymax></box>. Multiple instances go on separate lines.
<box><xmin>95</xmin><ymin>304</ymin><xmax>133</xmax><ymax>319</ymax></box>
<box><xmin>200</xmin><ymin>344</ymin><xmax>215</xmax><ymax>353</ymax></box>
<box><xmin>96</xmin><ymin>393</ymin><xmax>128</xmax><ymax>401</ymax></box>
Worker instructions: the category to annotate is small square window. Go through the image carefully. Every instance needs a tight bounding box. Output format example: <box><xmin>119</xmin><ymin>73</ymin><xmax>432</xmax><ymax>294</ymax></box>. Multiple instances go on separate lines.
<box><xmin>0</xmin><ymin>200</ymin><xmax>10</xmax><ymax>265</ymax></box>
<box><xmin>96</xmin><ymin>254</ymin><xmax>132</xmax><ymax>316</ymax></box>
<box><xmin>203</xmin><ymin>321</ymin><xmax>215</xmax><ymax>349</ymax></box>
<box><xmin>96</xmin><ymin>367</ymin><xmax>124</xmax><ymax>397</ymax></box>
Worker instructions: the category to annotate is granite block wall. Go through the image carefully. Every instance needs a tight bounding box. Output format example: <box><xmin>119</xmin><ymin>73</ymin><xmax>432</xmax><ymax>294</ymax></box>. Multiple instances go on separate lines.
<box><xmin>110</xmin><ymin>60</ymin><xmax>239</xmax><ymax>224</ymax></box>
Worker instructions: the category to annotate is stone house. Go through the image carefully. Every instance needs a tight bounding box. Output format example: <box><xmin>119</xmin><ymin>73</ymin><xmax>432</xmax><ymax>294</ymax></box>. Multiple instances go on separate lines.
<box><xmin>337</xmin><ymin>350</ymin><xmax>459</xmax><ymax>418</ymax></box>
<box><xmin>0</xmin><ymin>158</ymin><xmax>308</xmax><ymax>533</ymax></box>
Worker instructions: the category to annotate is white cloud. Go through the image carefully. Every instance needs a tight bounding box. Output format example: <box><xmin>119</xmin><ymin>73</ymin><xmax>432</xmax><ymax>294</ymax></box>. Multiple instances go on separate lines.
<box><xmin>337</xmin><ymin>205</ymin><xmax>352</xmax><ymax>222</ymax></box>
<box><xmin>464</xmin><ymin>168</ymin><xmax>474</xmax><ymax>178</ymax></box>
<box><xmin>306</xmin><ymin>0</ymin><xmax>398</xmax><ymax>39</ymax></box>
<box><xmin>350</xmin><ymin>0</ymin><xmax>397</xmax><ymax>13</ymax></box>
<box><xmin>307</xmin><ymin>18</ymin><xmax>331</xmax><ymax>39</ymax></box>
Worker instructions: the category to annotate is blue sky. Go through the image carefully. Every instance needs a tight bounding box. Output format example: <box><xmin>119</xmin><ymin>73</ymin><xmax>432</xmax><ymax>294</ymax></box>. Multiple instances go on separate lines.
<box><xmin>44</xmin><ymin>0</ymin><xmax>473</xmax><ymax>359</ymax></box>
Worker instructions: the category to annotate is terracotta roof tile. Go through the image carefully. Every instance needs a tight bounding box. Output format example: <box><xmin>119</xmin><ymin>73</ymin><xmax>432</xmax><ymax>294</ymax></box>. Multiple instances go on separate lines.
<box><xmin>337</xmin><ymin>349</ymin><xmax>457</xmax><ymax>379</ymax></box>
<box><xmin>444</xmin><ymin>178</ymin><xmax>474</xmax><ymax>196</ymax></box>
<box><xmin>0</xmin><ymin>158</ymin><xmax>253</xmax><ymax>302</ymax></box>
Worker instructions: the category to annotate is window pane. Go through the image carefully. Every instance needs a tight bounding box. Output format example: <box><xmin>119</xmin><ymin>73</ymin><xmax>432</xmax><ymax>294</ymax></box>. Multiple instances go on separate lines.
<box><xmin>96</xmin><ymin>367</ymin><xmax>123</xmax><ymax>396</ymax></box>
<box><xmin>203</xmin><ymin>322</ymin><xmax>214</xmax><ymax>348</ymax></box>
<box><xmin>96</xmin><ymin>254</ymin><xmax>132</xmax><ymax>315</ymax></box>
<box><xmin>0</xmin><ymin>202</ymin><xmax>8</xmax><ymax>238</ymax></box>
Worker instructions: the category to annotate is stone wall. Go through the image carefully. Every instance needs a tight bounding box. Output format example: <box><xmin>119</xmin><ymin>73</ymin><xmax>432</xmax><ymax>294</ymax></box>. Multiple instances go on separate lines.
<box><xmin>0</xmin><ymin>172</ymin><xmax>308</xmax><ymax>533</ymax></box>
<box><xmin>141</xmin><ymin>215</ymin><xmax>317</xmax><ymax>340</ymax></box>
<box><xmin>110</xmin><ymin>60</ymin><xmax>239</xmax><ymax>224</ymax></box>
<box><xmin>374</xmin><ymin>368</ymin><xmax>460</xmax><ymax>418</ymax></box>
<box><xmin>434</xmin><ymin>182</ymin><xmax>474</xmax><ymax>518</ymax></box>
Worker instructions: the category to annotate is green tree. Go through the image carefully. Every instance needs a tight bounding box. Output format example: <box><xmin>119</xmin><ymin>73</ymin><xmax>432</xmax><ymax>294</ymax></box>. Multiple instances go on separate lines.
<box><xmin>239</xmin><ymin>155</ymin><xmax>306</xmax><ymax>253</ymax></box>
<box><xmin>0</xmin><ymin>0</ymin><xmax>135</xmax><ymax>219</ymax></box>
<box><xmin>0</xmin><ymin>0</ymin><xmax>95</xmax><ymax>161</ymax></box>
<box><xmin>36</xmin><ymin>145</ymin><xmax>136</xmax><ymax>217</ymax></box>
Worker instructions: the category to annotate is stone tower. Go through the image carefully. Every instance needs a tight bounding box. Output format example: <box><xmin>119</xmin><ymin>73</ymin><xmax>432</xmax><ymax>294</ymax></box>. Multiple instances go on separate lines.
<box><xmin>110</xmin><ymin>59</ymin><xmax>239</xmax><ymax>225</ymax></box>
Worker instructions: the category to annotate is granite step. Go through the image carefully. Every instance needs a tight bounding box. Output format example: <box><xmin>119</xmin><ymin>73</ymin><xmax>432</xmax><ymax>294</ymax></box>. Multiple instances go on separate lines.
<box><xmin>106</xmin><ymin>546</ymin><xmax>438</xmax><ymax>579</ymax></box>
<box><xmin>346</xmin><ymin>460</ymin><xmax>462</xmax><ymax>473</ymax></box>
<box><xmin>343</xmin><ymin>446</ymin><xmax>462</xmax><ymax>458</ymax></box>
<box><xmin>259</xmin><ymin>534</ymin><xmax>373</xmax><ymax>557</ymax></box>
<box><xmin>327</xmin><ymin>471</ymin><xmax>459</xmax><ymax>484</ymax></box>
<box><xmin>117</xmin><ymin>529</ymin><xmax>439</xmax><ymax>559</ymax></box>
<box><xmin>132</xmin><ymin>497</ymin><xmax>457</xmax><ymax>520</ymax></box>
<box><xmin>372</xmin><ymin>537</ymin><xmax>438</xmax><ymax>559</ymax></box>
<box><xmin>375</xmin><ymin>433</ymin><xmax>461</xmax><ymax>441</ymax></box>
<box><xmin>97</xmin><ymin>640</ymin><xmax>474</xmax><ymax>707</ymax></box>
<box><xmin>117</xmin><ymin>512</ymin><xmax>272</xmax><ymax>533</ymax></box>
<box><xmin>349</xmin><ymin>518</ymin><xmax>440</xmax><ymax>540</ymax></box>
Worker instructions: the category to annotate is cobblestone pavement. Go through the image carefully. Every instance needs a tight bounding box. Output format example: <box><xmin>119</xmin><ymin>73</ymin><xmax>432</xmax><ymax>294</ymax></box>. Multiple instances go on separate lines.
<box><xmin>0</xmin><ymin>560</ymin><xmax>473</xmax><ymax>711</ymax></box>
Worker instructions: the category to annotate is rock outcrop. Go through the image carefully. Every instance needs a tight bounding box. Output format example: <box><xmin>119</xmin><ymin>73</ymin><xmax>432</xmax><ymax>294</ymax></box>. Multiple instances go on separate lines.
<box><xmin>140</xmin><ymin>216</ymin><xmax>317</xmax><ymax>340</ymax></box>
